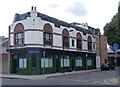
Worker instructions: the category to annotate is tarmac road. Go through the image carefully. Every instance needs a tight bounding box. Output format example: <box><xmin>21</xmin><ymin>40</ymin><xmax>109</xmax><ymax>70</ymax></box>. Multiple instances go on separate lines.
<box><xmin>2</xmin><ymin>70</ymin><xmax>118</xmax><ymax>85</ymax></box>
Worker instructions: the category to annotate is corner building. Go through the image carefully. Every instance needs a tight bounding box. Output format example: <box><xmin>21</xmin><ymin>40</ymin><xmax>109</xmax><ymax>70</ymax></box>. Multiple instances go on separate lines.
<box><xmin>9</xmin><ymin>7</ymin><xmax>99</xmax><ymax>75</ymax></box>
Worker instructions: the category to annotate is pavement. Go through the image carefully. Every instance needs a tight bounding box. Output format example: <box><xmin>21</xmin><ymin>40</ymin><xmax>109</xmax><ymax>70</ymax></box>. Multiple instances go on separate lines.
<box><xmin>109</xmin><ymin>78</ymin><xmax>118</xmax><ymax>84</ymax></box>
<box><xmin>0</xmin><ymin>69</ymin><xmax>101</xmax><ymax>80</ymax></box>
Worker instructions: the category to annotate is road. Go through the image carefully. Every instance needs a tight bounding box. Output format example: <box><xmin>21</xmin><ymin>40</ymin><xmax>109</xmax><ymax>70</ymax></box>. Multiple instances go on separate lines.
<box><xmin>2</xmin><ymin>70</ymin><xmax>118</xmax><ymax>85</ymax></box>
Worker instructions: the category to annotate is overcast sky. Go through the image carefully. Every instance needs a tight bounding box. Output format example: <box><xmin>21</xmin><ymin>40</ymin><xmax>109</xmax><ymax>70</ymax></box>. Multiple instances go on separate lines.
<box><xmin>0</xmin><ymin>0</ymin><xmax>119</xmax><ymax>37</ymax></box>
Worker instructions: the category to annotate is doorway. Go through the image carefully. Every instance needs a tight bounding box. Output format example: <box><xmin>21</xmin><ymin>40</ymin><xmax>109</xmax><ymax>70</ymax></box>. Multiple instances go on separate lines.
<box><xmin>56</xmin><ymin>58</ymin><xmax>60</xmax><ymax>72</ymax></box>
<box><xmin>12</xmin><ymin>59</ymin><xmax>17</xmax><ymax>73</ymax></box>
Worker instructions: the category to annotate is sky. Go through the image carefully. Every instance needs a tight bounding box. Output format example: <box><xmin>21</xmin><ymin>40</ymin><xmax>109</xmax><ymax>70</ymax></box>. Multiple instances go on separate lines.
<box><xmin>0</xmin><ymin>0</ymin><xmax>119</xmax><ymax>37</ymax></box>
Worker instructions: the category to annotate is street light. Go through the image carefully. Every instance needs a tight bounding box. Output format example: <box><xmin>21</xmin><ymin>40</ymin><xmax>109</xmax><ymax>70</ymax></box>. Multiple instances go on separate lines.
<box><xmin>63</xmin><ymin>47</ymin><xmax>65</xmax><ymax>74</ymax></box>
<box><xmin>86</xmin><ymin>54</ymin><xmax>88</xmax><ymax>70</ymax></box>
<box><xmin>43</xmin><ymin>50</ymin><xmax>45</xmax><ymax>77</ymax></box>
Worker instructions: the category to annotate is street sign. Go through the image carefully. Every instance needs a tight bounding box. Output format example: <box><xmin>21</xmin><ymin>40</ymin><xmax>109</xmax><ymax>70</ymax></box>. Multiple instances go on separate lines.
<box><xmin>114</xmin><ymin>43</ymin><xmax>118</xmax><ymax>52</ymax></box>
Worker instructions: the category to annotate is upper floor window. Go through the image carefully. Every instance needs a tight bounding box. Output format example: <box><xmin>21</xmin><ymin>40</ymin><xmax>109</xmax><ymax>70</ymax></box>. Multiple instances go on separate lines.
<box><xmin>76</xmin><ymin>33</ymin><xmax>82</xmax><ymax>50</ymax></box>
<box><xmin>93</xmin><ymin>44</ymin><xmax>96</xmax><ymax>50</ymax></box>
<box><xmin>88</xmin><ymin>36</ymin><xmax>92</xmax><ymax>51</ymax></box>
<box><xmin>62</xmin><ymin>29</ymin><xmax>69</xmax><ymax>48</ymax></box>
<box><xmin>44</xmin><ymin>32</ymin><xmax>52</xmax><ymax>45</ymax></box>
<box><xmin>14</xmin><ymin>23</ymin><xmax>24</xmax><ymax>46</ymax></box>
<box><xmin>43</xmin><ymin>23</ymin><xmax>53</xmax><ymax>46</ymax></box>
<box><xmin>15</xmin><ymin>33</ymin><xmax>24</xmax><ymax>45</ymax></box>
<box><xmin>72</xmin><ymin>39</ymin><xmax>74</xmax><ymax>46</ymax></box>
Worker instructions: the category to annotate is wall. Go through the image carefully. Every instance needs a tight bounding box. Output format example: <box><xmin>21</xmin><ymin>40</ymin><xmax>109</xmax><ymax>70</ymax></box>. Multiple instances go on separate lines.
<box><xmin>2</xmin><ymin>40</ymin><xmax>10</xmax><ymax>74</ymax></box>
<box><xmin>100</xmin><ymin>35</ymin><xmax>108</xmax><ymax>64</ymax></box>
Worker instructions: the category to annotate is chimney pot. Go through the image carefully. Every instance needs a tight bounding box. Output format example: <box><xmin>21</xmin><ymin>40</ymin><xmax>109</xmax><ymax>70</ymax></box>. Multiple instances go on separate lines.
<box><xmin>31</xmin><ymin>6</ymin><xmax>33</xmax><ymax>10</ymax></box>
<box><xmin>34</xmin><ymin>7</ymin><xmax>36</xmax><ymax>10</ymax></box>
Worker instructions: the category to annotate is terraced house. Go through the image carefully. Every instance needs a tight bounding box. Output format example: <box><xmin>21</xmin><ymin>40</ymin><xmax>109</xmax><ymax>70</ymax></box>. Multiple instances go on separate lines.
<box><xmin>9</xmin><ymin>7</ymin><xmax>102</xmax><ymax>75</ymax></box>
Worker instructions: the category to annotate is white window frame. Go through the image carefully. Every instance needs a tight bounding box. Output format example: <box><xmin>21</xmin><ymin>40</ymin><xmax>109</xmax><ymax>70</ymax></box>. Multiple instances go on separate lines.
<box><xmin>87</xmin><ymin>59</ymin><xmax>92</xmax><ymax>66</ymax></box>
<box><xmin>61</xmin><ymin>56</ymin><xmax>70</xmax><ymax>67</ymax></box>
<box><xmin>19</xmin><ymin>58</ymin><xmax>27</xmax><ymax>68</ymax></box>
<box><xmin>75</xmin><ymin>57</ymin><xmax>82</xmax><ymax>67</ymax></box>
<box><xmin>41</xmin><ymin>58</ymin><xmax>53</xmax><ymax>68</ymax></box>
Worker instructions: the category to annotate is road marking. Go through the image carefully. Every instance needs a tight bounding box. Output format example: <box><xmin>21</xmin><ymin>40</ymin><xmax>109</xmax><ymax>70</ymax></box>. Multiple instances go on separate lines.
<box><xmin>75</xmin><ymin>79</ymin><xmax>89</xmax><ymax>82</ymax></box>
<box><xmin>75</xmin><ymin>80</ymin><xmax>80</xmax><ymax>81</ymax></box>
<box><xmin>104</xmin><ymin>80</ymin><xmax>114</xmax><ymax>85</ymax></box>
<box><xmin>92</xmin><ymin>81</ymin><xmax>100</xmax><ymax>84</ymax></box>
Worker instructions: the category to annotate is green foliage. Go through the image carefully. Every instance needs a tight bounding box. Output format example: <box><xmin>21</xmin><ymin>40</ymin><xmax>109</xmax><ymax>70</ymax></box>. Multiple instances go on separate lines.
<box><xmin>104</xmin><ymin>5</ymin><xmax>120</xmax><ymax>48</ymax></box>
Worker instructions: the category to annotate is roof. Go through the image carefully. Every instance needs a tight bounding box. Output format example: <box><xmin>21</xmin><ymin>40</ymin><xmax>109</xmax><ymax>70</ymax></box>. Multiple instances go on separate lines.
<box><xmin>0</xmin><ymin>36</ymin><xmax>8</xmax><ymax>43</ymax></box>
<box><xmin>88</xmin><ymin>26</ymin><xmax>101</xmax><ymax>35</ymax></box>
<box><xmin>13</xmin><ymin>11</ymin><xmax>100</xmax><ymax>35</ymax></box>
<box><xmin>13</xmin><ymin>12</ymin><xmax>31</xmax><ymax>22</ymax></box>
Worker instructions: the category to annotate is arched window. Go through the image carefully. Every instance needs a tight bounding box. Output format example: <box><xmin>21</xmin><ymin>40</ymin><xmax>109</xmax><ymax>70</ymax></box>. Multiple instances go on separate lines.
<box><xmin>62</xmin><ymin>29</ymin><xmax>69</xmax><ymax>48</ymax></box>
<box><xmin>88</xmin><ymin>36</ymin><xmax>92</xmax><ymax>51</ymax></box>
<box><xmin>43</xmin><ymin>23</ymin><xmax>53</xmax><ymax>46</ymax></box>
<box><xmin>76</xmin><ymin>33</ymin><xmax>82</xmax><ymax>50</ymax></box>
<box><xmin>14</xmin><ymin>23</ymin><xmax>24</xmax><ymax>45</ymax></box>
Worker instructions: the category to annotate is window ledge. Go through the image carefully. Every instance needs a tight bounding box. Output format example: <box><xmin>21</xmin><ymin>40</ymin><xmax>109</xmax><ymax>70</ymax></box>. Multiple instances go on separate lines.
<box><xmin>44</xmin><ymin>45</ymin><xmax>52</xmax><ymax>48</ymax></box>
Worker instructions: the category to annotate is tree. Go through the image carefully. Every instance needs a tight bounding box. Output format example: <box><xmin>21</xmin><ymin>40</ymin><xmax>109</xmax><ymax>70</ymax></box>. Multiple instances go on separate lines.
<box><xmin>104</xmin><ymin>4</ymin><xmax>120</xmax><ymax>49</ymax></box>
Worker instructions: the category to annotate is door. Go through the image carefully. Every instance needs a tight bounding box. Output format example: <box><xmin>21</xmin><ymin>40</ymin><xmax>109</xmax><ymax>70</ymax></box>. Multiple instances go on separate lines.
<box><xmin>84</xmin><ymin>58</ymin><xmax>87</xmax><ymax>70</ymax></box>
<box><xmin>71</xmin><ymin>58</ymin><xmax>75</xmax><ymax>71</ymax></box>
<box><xmin>12</xmin><ymin>59</ymin><xmax>17</xmax><ymax>73</ymax></box>
<box><xmin>56</xmin><ymin>58</ymin><xmax>60</xmax><ymax>72</ymax></box>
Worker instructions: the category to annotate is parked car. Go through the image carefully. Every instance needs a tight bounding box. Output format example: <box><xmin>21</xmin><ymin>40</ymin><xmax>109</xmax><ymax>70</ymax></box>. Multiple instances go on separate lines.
<box><xmin>101</xmin><ymin>64</ymin><xmax>110</xmax><ymax>71</ymax></box>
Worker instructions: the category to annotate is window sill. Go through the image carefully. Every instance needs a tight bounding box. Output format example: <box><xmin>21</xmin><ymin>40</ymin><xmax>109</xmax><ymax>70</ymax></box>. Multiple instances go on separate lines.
<box><xmin>44</xmin><ymin>45</ymin><xmax>52</xmax><ymax>48</ymax></box>
<box><xmin>14</xmin><ymin>44</ymin><xmax>25</xmax><ymax>47</ymax></box>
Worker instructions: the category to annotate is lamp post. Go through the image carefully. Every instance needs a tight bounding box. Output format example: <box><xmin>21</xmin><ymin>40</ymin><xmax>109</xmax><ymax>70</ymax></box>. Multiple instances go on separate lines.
<box><xmin>86</xmin><ymin>54</ymin><xmax>88</xmax><ymax>70</ymax></box>
<box><xmin>115</xmin><ymin>51</ymin><xmax>117</xmax><ymax>78</ymax></box>
<box><xmin>63</xmin><ymin>47</ymin><xmax>65</xmax><ymax>74</ymax></box>
<box><xmin>43</xmin><ymin>50</ymin><xmax>45</xmax><ymax>77</ymax></box>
